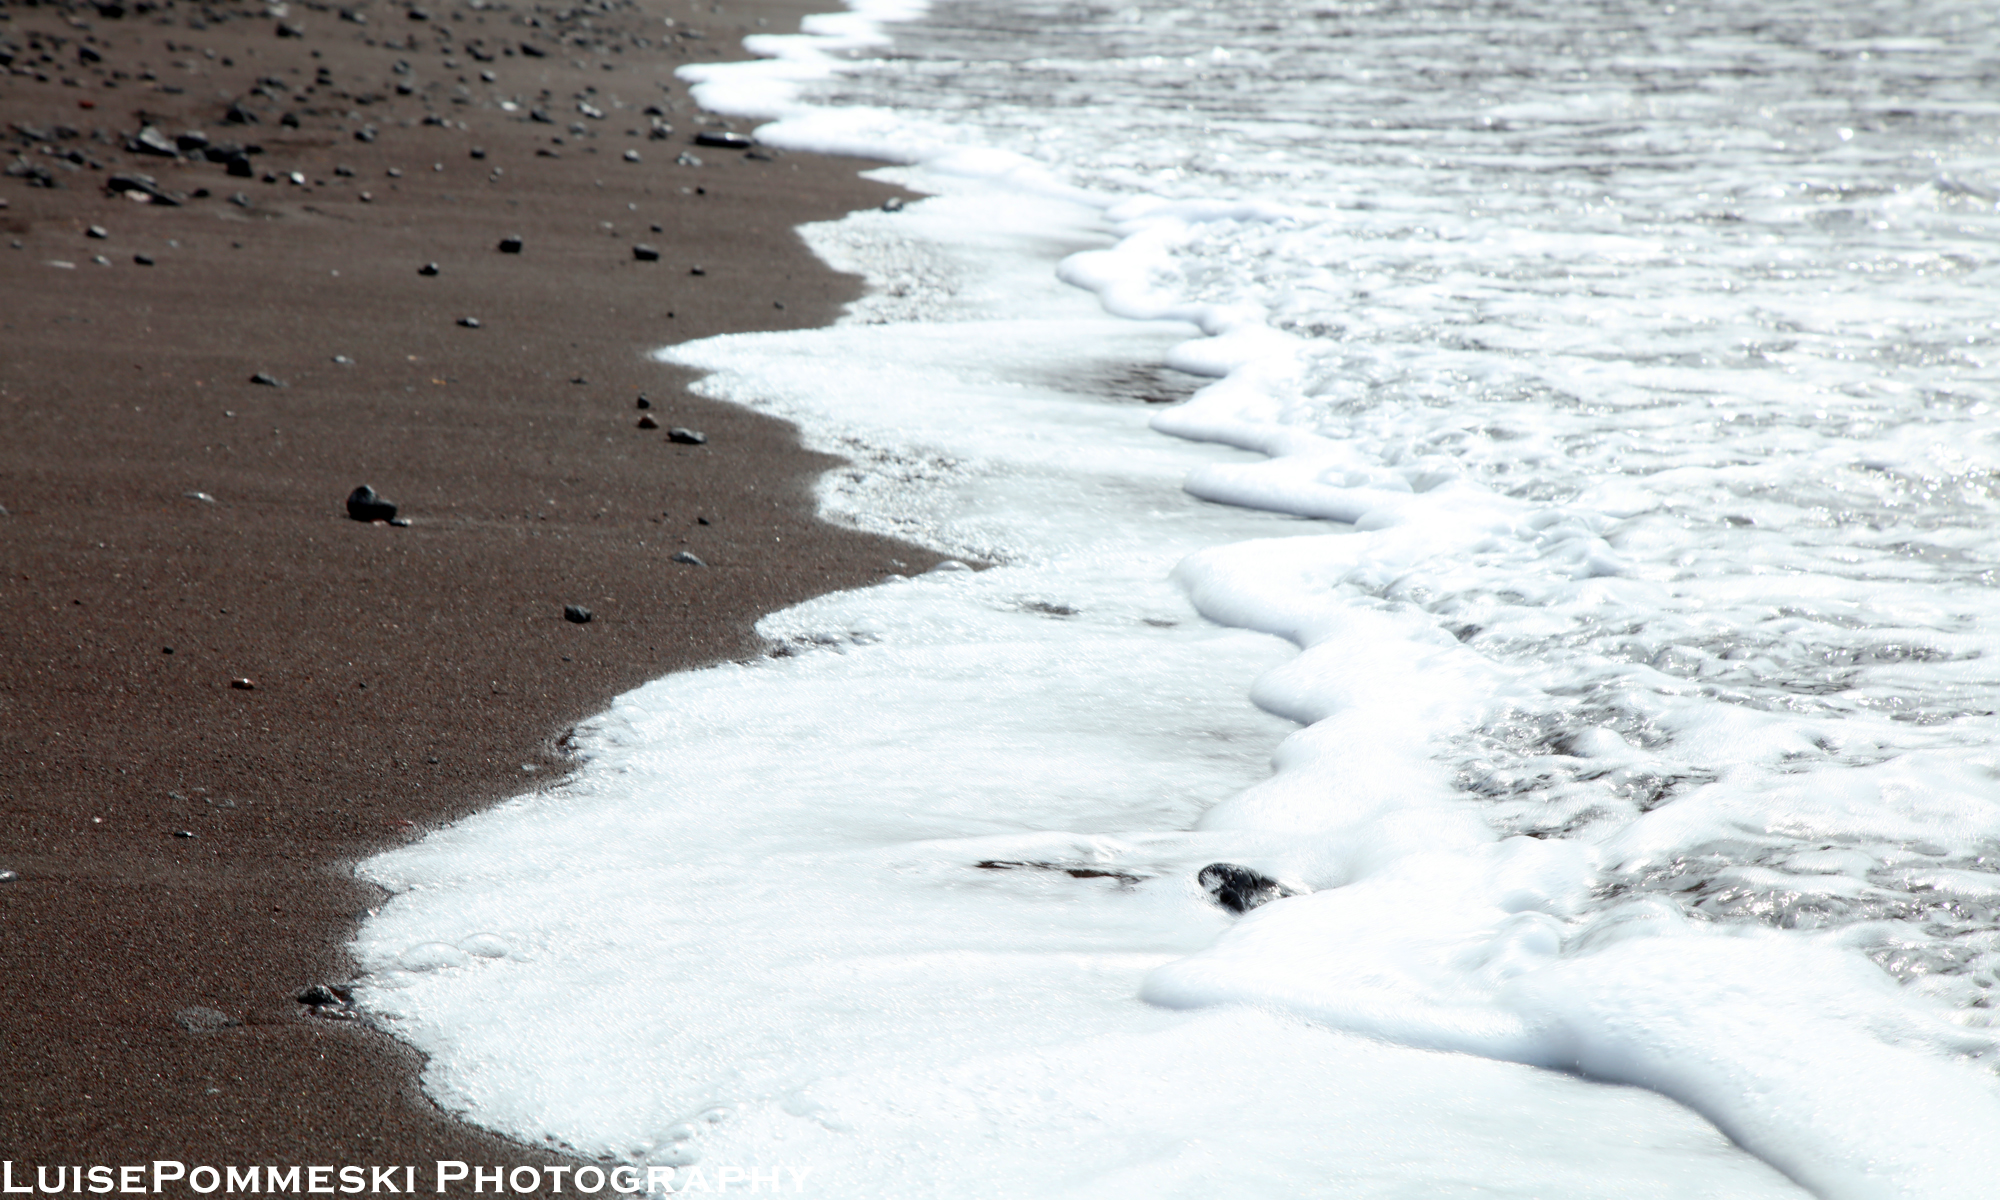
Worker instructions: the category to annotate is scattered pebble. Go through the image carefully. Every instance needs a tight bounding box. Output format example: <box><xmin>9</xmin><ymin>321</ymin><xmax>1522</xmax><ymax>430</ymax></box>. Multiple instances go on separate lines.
<box><xmin>128</xmin><ymin>125</ymin><xmax>179</xmax><ymax>157</ymax></box>
<box><xmin>173</xmin><ymin>829</ymin><xmax>198</xmax><ymax>838</ymax></box>
<box><xmin>883</xmin><ymin>196</ymin><xmax>906</xmax><ymax>213</ymax></box>
<box><xmin>637</xmin><ymin>414</ymin><xmax>659</xmax><ymax>430</ymax></box>
<box><xmin>498</xmin><ymin>234</ymin><xmax>524</xmax><ymax>253</ymax></box>
<box><xmin>133</xmin><ymin>254</ymin><xmax>155</xmax><ymax>266</ymax></box>
<box><xmin>470</xmin><ymin>147</ymin><xmax>487</xmax><ymax>160</ymax></box>
<box><xmin>1197</xmin><ymin>863</ymin><xmax>1301</xmax><ymax>914</ymax></box>
<box><xmin>666</xmin><ymin>426</ymin><xmax>707</xmax><ymax>445</ymax></box>
<box><xmin>635</xmin><ymin>395</ymin><xmax>652</xmax><ymax>410</ymax></box>
<box><xmin>563</xmin><ymin>604</ymin><xmax>593</xmax><ymax>624</ymax></box>
<box><xmin>0</xmin><ymin>870</ymin><xmax>17</xmax><ymax>884</ymax></box>
<box><xmin>229</xmin><ymin>192</ymin><xmax>252</xmax><ymax>208</ymax></box>
<box><xmin>184</xmin><ymin>491</ymin><xmax>217</xmax><ymax>503</ymax></box>
<box><xmin>457</xmin><ymin>316</ymin><xmax>482</xmax><ymax>328</ymax></box>
<box><xmin>631</xmin><ymin>243</ymin><xmax>660</xmax><ymax>261</ymax></box>
<box><xmin>174</xmin><ymin>1006</ymin><xmax>241</xmax><ymax>1033</ymax></box>
<box><xmin>623</xmin><ymin>149</ymin><xmax>641</xmax><ymax>163</ymax></box>
<box><xmin>345</xmin><ymin>484</ymin><xmax>398</xmax><ymax>522</ymax></box>
<box><xmin>249</xmin><ymin>372</ymin><xmax>285</xmax><ymax>387</ymax></box>
<box><xmin>86</xmin><ymin>225</ymin><xmax>108</xmax><ymax>239</ymax></box>
<box><xmin>418</xmin><ymin>261</ymin><xmax>440</xmax><ymax>276</ymax></box>
<box><xmin>229</xmin><ymin>678</ymin><xmax>255</xmax><ymax>691</ymax></box>
<box><xmin>689</xmin><ymin>265</ymin><xmax>706</xmax><ymax>276</ymax></box>
<box><xmin>332</xmin><ymin>354</ymin><xmax>354</xmax><ymax>365</ymax></box>
<box><xmin>671</xmin><ymin>551</ymin><xmax>706</xmax><ymax>567</ymax></box>
<box><xmin>694</xmin><ymin>130</ymin><xmax>751</xmax><ymax>149</ymax></box>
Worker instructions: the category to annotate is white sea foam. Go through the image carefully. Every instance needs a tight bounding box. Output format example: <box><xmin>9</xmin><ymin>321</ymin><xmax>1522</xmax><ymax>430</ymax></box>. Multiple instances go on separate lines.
<box><xmin>354</xmin><ymin>0</ymin><xmax>2000</xmax><ymax>1194</ymax></box>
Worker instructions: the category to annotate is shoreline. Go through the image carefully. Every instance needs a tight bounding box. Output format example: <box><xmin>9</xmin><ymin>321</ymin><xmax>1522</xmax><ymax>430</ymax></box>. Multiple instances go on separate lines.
<box><xmin>0</xmin><ymin>0</ymin><xmax>939</xmax><ymax>1172</ymax></box>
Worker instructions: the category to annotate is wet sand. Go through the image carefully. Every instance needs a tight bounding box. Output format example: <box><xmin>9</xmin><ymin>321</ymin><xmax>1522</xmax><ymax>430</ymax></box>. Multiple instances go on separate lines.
<box><xmin>0</xmin><ymin>0</ymin><xmax>932</xmax><ymax>1177</ymax></box>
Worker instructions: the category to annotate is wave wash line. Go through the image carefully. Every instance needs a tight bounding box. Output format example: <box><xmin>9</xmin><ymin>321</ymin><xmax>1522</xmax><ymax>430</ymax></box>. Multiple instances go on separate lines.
<box><xmin>347</xmin><ymin>2</ymin><xmax>2000</xmax><ymax>1197</ymax></box>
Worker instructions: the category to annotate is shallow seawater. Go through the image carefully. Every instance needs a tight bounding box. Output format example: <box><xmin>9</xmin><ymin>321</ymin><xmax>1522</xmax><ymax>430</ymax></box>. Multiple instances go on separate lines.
<box><xmin>353</xmin><ymin>1</ymin><xmax>2000</xmax><ymax>1195</ymax></box>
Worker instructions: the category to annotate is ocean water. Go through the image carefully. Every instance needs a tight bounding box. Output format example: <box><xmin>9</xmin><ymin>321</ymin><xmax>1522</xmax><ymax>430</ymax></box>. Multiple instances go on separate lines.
<box><xmin>352</xmin><ymin>1</ymin><xmax>2000</xmax><ymax>1195</ymax></box>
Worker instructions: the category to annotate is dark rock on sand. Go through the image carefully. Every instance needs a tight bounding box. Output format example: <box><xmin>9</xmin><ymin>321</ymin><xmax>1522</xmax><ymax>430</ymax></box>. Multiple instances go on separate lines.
<box><xmin>105</xmin><ymin>173</ymin><xmax>181</xmax><ymax>204</ymax></box>
<box><xmin>174</xmin><ymin>1006</ymin><xmax>241</xmax><ymax>1033</ymax></box>
<box><xmin>457</xmin><ymin>317</ymin><xmax>481</xmax><ymax>328</ymax></box>
<box><xmin>418</xmin><ymin>262</ymin><xmax>440</xmax><ymax>276</ymax></box>
<box><xmin>0</xmin><ymin>869</ymin><xmax>18</xmax><ymax>883</ymax></box>
<box><xmin>498</xmin><ymin>235</ymin><xmax>523</xmax><ymax>253</ymax></box>
<box><xmin>295</xmin><ymin>984</ymin><xmax>343</xmax><ymax>1006</ymax></box>
<box><xmin>87</xmin><ymin>225</ymin><xmax>108</xmax><ymax>239</ymax></box>
<box><xmin>694</xmin><ymin>130</ymin><xmax>751</xmax><ymax>149</ymax></box>
<box><xmin>345</xmin><ymin>485</ymin><xmax>397</xmax><ymax>522</ymax></box>
<box><xmin>635</xmin><ymin>395</ymin><xmax>652</xmax><ymax>409</ymax></box>
<box><xmin>225</xmin><ymin>156</ymin><xmax>254</xmax><ymax>178</ymax></box>
<box><xmin>224</xmin><ymin>102</ymin><xmax>261</xmax><ymax>126</ymax></box>
<box><xmin>1197</xmin><ymin>863</ymin><xmax>1301</xmax><ymax>914</ymax></box>
<box><xmin>128</xmin><ymin>126</ymin><xmax>179</xmax><ymax>157</ymax></box>
<box><xmin>249</xmin><ymin>372</ymin><xmax>285</xmax><ymax>387</ymax></box>
<box><xmin>632</xmin><ymin>244</ymin><xmax>661</xmax><ymax>262</ymax></box>
<box><xmin>637</xmin><ymin>414</ymin><xmax>659</xmax><ymax>430</ymax></box>
<box><xmin>134</xmin><ymin>254</ymin><xmax>154</xmax><ymax>266</ymax></box>
<box><xmin>176</xmin><ymin>131</ymin><xmax>210</xmax><ymax>153</ymax></box>
<box><xmin>563</xmin><ymin>604</ymin><xmax>593</xmax><ymax>624</ymax></box>
<box><xmin>666</xmin><ymin>427</ymin><xmax>707</xmax><ymax>445</ymax></box>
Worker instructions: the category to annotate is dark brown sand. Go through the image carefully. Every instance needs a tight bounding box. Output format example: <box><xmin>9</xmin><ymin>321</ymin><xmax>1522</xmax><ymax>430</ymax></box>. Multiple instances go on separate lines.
<box><xmin>0</xmin><ymin>0</ymin><xmax>931</xmax><ymax>1181</ymax></box>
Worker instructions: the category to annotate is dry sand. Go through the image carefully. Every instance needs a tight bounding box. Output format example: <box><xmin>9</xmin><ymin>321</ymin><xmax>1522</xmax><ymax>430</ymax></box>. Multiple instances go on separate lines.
<box><xmin>0</xmin><ymin>0</ymin><xmax>937</xmax><ymax>1177</ymax></box>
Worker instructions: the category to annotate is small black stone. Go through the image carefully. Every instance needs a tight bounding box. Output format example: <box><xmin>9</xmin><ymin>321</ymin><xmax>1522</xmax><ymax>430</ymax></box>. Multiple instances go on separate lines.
<box><xmin>1197</xmin><ymin>863</ymin><xmax>1300</xmax><ymax>915</ymax></box>
<box><xmin>249</xmin><ymin>372</ymin><xmax>285</xmax><ymax>387</ymax></box>
<box><xmin>296</xmin><ymin>984</ymin><xmax>341</xmax><ymax>1006</ymax></box>
<box><xmin>631</xmin><ymin>243</ymin><xmax>660</xmax><ymax>262</ymax></box>
<box><xmin>173</xmin><ymin>829</ymin><xmax>197</xmax><ymax>838</ymax></box>
<box><xmin>636</xmin><ymin>414</ymin><xmax>659</xmax><ymax>430</ymax></box>
<box><xmin>103</xmin><ymin>173</ymin><xmax>182</xmax><ymax>206</ymax></box>
<box><xmin>693</xmin><ymin>130</ymin><xmax>751</xmax><ymax>149</ymax></box>
<box><xmin>176</xmin><ymin>130</ymin><xmax>210</xmax><ymax>152</ymax></box>
<box><xmin>276</xmin><ymin>20</ymin><xmax>304</xmax><ymax>37</ymax></box>
<box><xmin>133</xmin><ymin>254</ymin><xmax>154</xmax><ymax>266</ymax></box>
<box><xmin>498</xmin><ymin>235</ymin><xmax>523</xmax><ymax>253</ymax></box>
<box><xmin>224</xmin><ymin>102</ymin><xmax>261</xmax><ymax>126</ymax></box>
<box><xmin>666</xmin><ymin>427</ymin><xmax>706</xmax><ymax>445</ymax></box>
<box><xmin>688</xmin><ymin>265</ymin><xmax>706</xmax><ymax>276</ymax></box>
<box><xmin>345</xmin><ymin>484</ymin><xmax>397</xmax><ymax>522</ymax></box>
<box><xmin>634</xmin><ymin>395</ymin><xmax>651</xmax><ymax>409</ymax></box>
<box><xmin>671</xmin><ymin>551</ymin><xmax>705</xmax><ymax>567</ymax></box>
<box><xmin>457</xmin><ymin>317</ymin><xmax>481</xmax><ymax>328</ymax></box>
<box><xmin>563</xmin><ymin>604</ymin><xmax>593</xmax><ymax>624</ymax></box>
<box><xmin>354</xmin><ymin>125</ymin><xmax>377</xmax><ymax>143</ymax></box>
<box><xmin>226</xmin><ymin>155</ymin><xmax>254</xmax><ymax>178</ymax></box>
<box><xmin>86</xmin><ymin>224</ymin><xmax>108</xmax><ymax>239</ymax></box>
<box><xmin>418</xmin><ymin>261</ymin><xmax>440</xmax><ymax>276</ymax></box>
